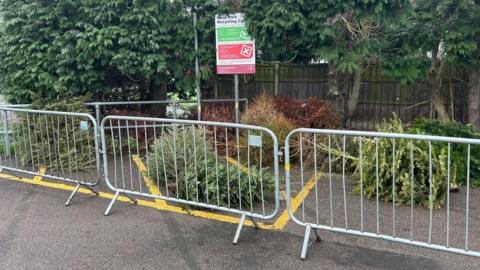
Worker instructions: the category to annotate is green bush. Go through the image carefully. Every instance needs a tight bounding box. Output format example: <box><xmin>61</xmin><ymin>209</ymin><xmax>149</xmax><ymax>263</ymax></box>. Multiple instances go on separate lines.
<box><xmin>409</xmin><ymin>118</ymin><xmax>480</xmax><ymax>187</ymax></box>
<box><xmin>355</xmin><ymin>116</ymin><xmax>449</xmax><ymax>208</ymax></box>
<box><xmin>147</xmin><ymin>125</ymin><xmax>275</xmax><ymax>208</ymax></box>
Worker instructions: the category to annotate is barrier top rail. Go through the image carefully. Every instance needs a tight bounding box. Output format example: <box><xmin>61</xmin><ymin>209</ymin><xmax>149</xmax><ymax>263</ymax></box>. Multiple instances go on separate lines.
<box><xmin>0</xmin><ymin>104</ymin><xmax>30</xmax><ymax>108</ymax></box>
<box><xmin>0</xmin><ymin>106</ymin><xmax>97</xmax><ymax>120</ymax></box>
<box><xmin>0</xmin><ymin>106</ymin><xmax>98</xmax><ymax>120</ymax></box>
<box><xmin>289</xmin><ymin>128</ymin><xmax>480</xmax><ymax>145</ymax></box>
<box><xmin>85</xmin><ymin>98</ymin><xmax>249</xmax><ymax>107</ymax></box>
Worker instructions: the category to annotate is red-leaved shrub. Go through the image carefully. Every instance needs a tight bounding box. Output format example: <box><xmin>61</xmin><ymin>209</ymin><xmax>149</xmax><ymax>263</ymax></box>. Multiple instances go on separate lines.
<box><xmin>190</xmin><ymin>104</ymin><xmax>237</xmax><ymax>156</ymax></box>
<box><xmin>273</xmin><ymin>96</ymin><xmax>340</xmax><ymax>129</ymax></box>
<box><xmin>190</xmin><ymin>103</ymin><xmax>235</xmax><ymax>123</ymax></box>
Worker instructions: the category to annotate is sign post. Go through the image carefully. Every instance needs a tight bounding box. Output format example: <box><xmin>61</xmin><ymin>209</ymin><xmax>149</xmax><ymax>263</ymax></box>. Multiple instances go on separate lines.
<box><xmin>193</xmin><ymin>12</ymin><xmax>201</xmax><ymax>120</ymax></box>
<box><xmin>215</xmin><ymin>13</ymin><xmax>255</xmax><ymax>123</ymax></box>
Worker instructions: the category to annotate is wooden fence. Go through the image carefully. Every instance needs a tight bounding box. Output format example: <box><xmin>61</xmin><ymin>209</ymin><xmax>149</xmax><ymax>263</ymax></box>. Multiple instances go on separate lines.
<box><xmin>208</xmin><ymin>63</ymin><xmax>468</xmax><ymax>130</ymax></box>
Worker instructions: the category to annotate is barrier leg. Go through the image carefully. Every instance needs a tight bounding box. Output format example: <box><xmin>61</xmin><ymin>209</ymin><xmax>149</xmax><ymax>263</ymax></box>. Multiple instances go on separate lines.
<box><xmin>313</xmin><ymin>228</ymin><xmax>322</xmax><ymax>242</ymax></box>
<box><xmin>104</xmin><ymin>191</ymin><xmax>137</xmax><ymax>216</ymax></box>
<box><xmin>104</xmin><ymin>191</ymin><xmax>120</xmax><ymax>216</ymax></box>
<box><xmin>83</xmin><ymin>185</ymin><xmax>99</xmax><ymax>196</ymax></box>
<box><xmin>249</xmin><ymin>216</ymin><xmax>259</xmax><ymax>229</ymax></box>
<box><xmin>300</xmin><ymin>225</ymin><xmax>312</xmax><ymax>260</ymax></box>
<box><xmin>65</xmin><ymin>184</ymin><xmax>99</xmax><ymax>207</ymax></box>
<box><xmin>65</xmin><ymin>184</ymin><xmax>81</xmax><ymax>207</ymax></box>
<box><xmin>124</xmin><ymin>193</ymin><xmax>137</xmax><ymax>205</ymax></box>
<box><xmin>233</xmin><ymin>213</ymin><xmax>246</xmax><ymax>245</ymax></box>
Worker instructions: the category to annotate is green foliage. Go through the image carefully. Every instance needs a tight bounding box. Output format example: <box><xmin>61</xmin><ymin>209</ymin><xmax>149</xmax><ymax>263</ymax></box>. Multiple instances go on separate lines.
<box><xmin>382</xmin><ymin>0</ymin><xmax>480</xmax><ymax>83</ymax></box>
<box><xmin>242</xmin><ymin>0</ymin><xmax>312</xmax><ymax>62</ymax></box>
<box><xmin>243</xmin><ymin>0</ymin><xmax>409</xmax><ymax>69</ymax></box>
<box><xmin>355</xmin><ymin>116</ymin><xmax>449</xmax><ymax>208</ymax></box>
<box><xmin>0</xmin><ymin>0</ymin><xmax>233</xmax><ymax>103</ymax></box>
<box><xmin>147</xmin><ymin>126</ymin><xmax>274</xmax><ymax>208</ymax></box>
<box><xmin>409</xmin><ymin>118</ymin><xmax>480</xmax><ymax>187</ymax></box>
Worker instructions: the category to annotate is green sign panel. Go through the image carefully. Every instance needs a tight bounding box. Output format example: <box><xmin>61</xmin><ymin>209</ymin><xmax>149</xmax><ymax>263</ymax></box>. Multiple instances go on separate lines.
<box><xmin>217</xmin><ymin>26</ymin><xmax>251</xmax><ymax>42</ymax></box>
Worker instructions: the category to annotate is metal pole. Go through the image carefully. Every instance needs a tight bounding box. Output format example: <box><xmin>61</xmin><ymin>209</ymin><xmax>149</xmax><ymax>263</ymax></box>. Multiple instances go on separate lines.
<box><xmin>234</xmin><ymin>74</ymin><xmax>240</xmax><ymax>124</ymax></box>
<box><xmin>2</xmin><ymin>111</ymin><xmax>10</xmax><ymax>157</ymax></box>
<box><xmin>94</xmin><ymin>104</ymin><xmax>102</xmax><ymax>145</ymax></box>
<box><xmin>274</xmin><ymin>62</ymin><xmax>279</xmax><ymax>96</ymax></box>
<box><xmin>95</xmin><ymin>104</ymin><xmax>101</xmax><ymax>128</ymax></box>
<box><xmin>193</xmin><ymin>11</ymin><xmax>201</xmax><ymax>121</ymax></box>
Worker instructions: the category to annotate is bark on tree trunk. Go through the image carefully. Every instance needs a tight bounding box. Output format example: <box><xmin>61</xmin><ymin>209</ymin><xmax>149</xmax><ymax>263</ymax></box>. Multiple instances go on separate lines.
<box><xmin>327</xmin><ymin>61</ymin><xmax>346</xmax><ymax>122</ymax></box>
<box><xmin>326</xmin><ymin>61</ymin><xmax>343</xmax><ymax>114</ymax></box>
<box><xmin>427</xmin><ymin>46</ymin><xmax>450</xmax><ymax>122</ymax></box>
<box><xmin>347</xmin><ymin>69</ymin><xmax>362</xmax><ymax>117</ymax></box>
<box><xmin>147</xmin><ymin>78</ymin><xmax>168</xmax><ymax>117</ymax></box>
<box><xmin>468</xmin><ymin>68</ymin><xmax>480</xmax><ymax>129</ymax></box>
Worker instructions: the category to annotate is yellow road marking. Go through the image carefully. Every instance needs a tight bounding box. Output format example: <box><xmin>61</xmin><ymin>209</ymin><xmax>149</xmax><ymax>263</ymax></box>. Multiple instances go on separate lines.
<box><xmin>0</xmin><ymin>172</ymin><xmax>271</xmax><ymax>228</ymax></box>
<box><xmin>271</xmin><ymin>173</ymin><xmax>323</xmax><ymax>230</ymax></box>
<box><xmin>131</xmin><ymin>154</ymin><xmax>273</xmax><ymax>228</ymax></box>
<box><xmin>131</xmin><ymin>155</ymin><xmax>167</xmax><ymax>206</ymax></box>
<box><xmin>32</xmin><ymin>167</ymin><xmax>47</xmax><ymax>182</ymax></box>
<box><xmin>0</xmin><ymin>165</ymin><xmax>320</xmax><ymax>231</ymax></box>
<box><xmin>226</xmin><ymin>156</ymin><xmax>249</xmax><ymax>173</ymax></box>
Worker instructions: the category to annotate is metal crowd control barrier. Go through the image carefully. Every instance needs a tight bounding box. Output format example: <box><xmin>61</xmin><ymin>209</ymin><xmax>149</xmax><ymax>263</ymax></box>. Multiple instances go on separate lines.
<box><xmin>0</xmin><ymin>107</ymin><xmax>101</xmax><ymax>206</ymax></box>
<box><xmin>285</xmin><ymin>128</ymin><xmax>480</xmax><ymax>259</ymax></box>
<box><xmin>100</xmin><ymin>115</ymin><xmax>279</xmax><ymax>244</ymax></box>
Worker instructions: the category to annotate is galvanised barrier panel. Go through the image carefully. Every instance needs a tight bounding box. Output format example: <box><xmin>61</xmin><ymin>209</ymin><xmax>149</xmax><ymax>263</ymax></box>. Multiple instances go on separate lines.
<box><xmin>101</xmin><ymin>115</ymin><xmax>279</xmax><ymax>244</ymax></box>
<box><xmin>0</xmin><ymin>107</ymin><xmax>101</xmax><ymax>206</ymax></box>
<box><xmin>285</xmin><ymin>128</ymin><xmax>480</xmax><ymax>259</ymax></box>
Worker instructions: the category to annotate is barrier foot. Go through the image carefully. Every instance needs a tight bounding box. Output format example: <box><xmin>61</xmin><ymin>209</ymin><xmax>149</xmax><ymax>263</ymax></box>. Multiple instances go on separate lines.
<box><xmin>313</xmin><ymin>228</ymin><xmax>322</xmax><ymax>242</ymax></box>
<box><xmin>124</xmin><ymin>193</ymin><xmax>138</xmax><ymax>205</ymax></box>
<box><xmin>104</xmin><ymin>191</ymin><xmax>120</xmax><ymax>216</ymax></box>
<box><xmin>249</xmin><ymin>216</ymin><xmax>259</xmax><ymax>229</ymax></box>
<box><xmin>83</xmin><ymin>185</ymin><xmax>99</xmax><ymax>196</ymax></box>
<box><xmin>233</xmin><ymin>213</ymin><xmax>246</xmax><ymax>245</ymax></box>
<box><xmin>65</xmin><ymin>184</ymin><xmax>81</xmax><ymax>207</ymax></box>
<box><xmin>300</xmin><ymin>225</ymin><xmax>312</xmax><ymax>260</ymax></box>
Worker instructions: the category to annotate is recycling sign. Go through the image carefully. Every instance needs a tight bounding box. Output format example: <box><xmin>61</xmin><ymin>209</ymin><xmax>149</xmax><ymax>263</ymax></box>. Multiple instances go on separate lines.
<box><xmin>215</xmin><ymin>13</ymin><xmax>256</xmax><ymax>74</ymax></box>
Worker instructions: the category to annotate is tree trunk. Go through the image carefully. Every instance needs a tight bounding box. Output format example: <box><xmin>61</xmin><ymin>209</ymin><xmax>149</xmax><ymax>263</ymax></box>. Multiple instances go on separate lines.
<box><xmin>468</xmin><ymin>68</ymin><xmax>480</xmax><ymax>129</ymax></box>
<box><xmin>326</xmin><ymin>61</ymin><xmax>343</xmax><ymax>113</ymax></box>
<box><xmin>347</xmin><ymin>69</ymin><xmax>362</xmax><ymax>117</ymax></box>
<box><xmin>429</xmin><ymin>74</ymin><xmax>450</xmax><ymax>122</ymax></box>
<box><xmin>428</xmin><ymin>45</ymin><xmax>450</xmax><ymax>122</ymax></box>
<box><xmin>147</xmin><ymin>78</ymin><xmax>168</xmax><ymax>117</ymax></box>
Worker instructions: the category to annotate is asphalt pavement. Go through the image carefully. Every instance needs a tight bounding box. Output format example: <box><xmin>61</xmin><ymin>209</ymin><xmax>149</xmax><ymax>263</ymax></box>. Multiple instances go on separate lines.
<box><xmin>1</xmin><ymin>175</ymin><xmax>480</xmax><ymax>269</ymax></box>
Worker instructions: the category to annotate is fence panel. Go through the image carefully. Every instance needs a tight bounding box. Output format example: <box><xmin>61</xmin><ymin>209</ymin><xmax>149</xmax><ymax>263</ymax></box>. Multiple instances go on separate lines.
<box><xmin>0</xmin><ymin>107</ymin><xmax>101</xmax><ymax>206</ymax></box>
<box><xmin>216</xmin><ymin>64</ymin><xmax>468</xmax><ymax>129</ymax></box>
<box><xmin>100</xmin><ymin>116</ymin><xmax>280</xmax><ymax>244</ymax></box>
<box><xmin>285</xmin><ymin>128</ymin><xmax>480</xmax><ymax>259</ymax></box>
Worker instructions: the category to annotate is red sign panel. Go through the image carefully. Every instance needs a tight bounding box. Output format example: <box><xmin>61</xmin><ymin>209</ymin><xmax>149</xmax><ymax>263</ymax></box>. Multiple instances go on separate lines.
<box><xmin>218</xmin><ymin>43</ymin><xmax>255</xmax><ymax>60</ymax></box>
<box><xmin>217</xmin><ymin>64</ymin><xmax>256</xmax><ymax>74</ymax></box>
<box><xmin>216</xmin><ymin>13</ymin><xmax>256</xmax><ymax>75</ymax></box>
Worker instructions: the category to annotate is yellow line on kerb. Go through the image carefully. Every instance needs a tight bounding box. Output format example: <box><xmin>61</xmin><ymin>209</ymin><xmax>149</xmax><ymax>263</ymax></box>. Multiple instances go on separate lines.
<box><xmin>0</xmin><ymin>171</ymin><xmax>271</xmax><ymax>228</ymax></box>
<box><xmin>131</xmin><ymin>155</ymin><xmax>167</xmax><ymax>206</ymax></box>
<box><xmin>129</xmin><ymin>155</ymin><xmax>273</xmax><ymax>229</ymax></box>
<box><xmin>271</xmin><ymin>173</ymin><xmax>323</xmax><ymax>230</ymax></box>
<box><xmin>32</xmin><ymin>167</ymin><xmax>47</xmax><ymax>182</ymax></box>
<box><xmin>226</xmin><ymin>157</ymin><xmax>249</xmax><ymax>173</ymax></box>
